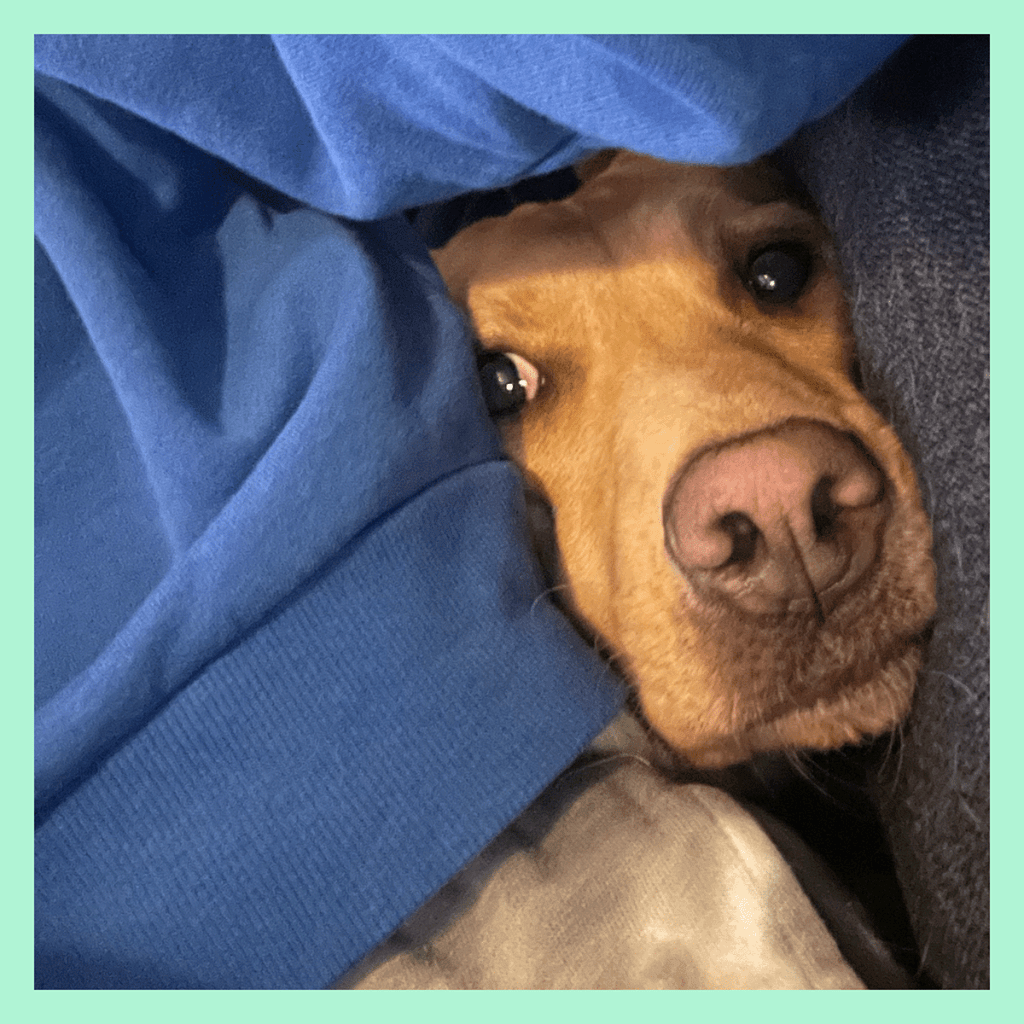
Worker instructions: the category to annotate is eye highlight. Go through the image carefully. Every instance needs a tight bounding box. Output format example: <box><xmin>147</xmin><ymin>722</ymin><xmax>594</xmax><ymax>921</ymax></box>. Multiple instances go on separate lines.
<box><xmin>477</xmin><ymin>351</ymin><xmax>542</xmax><ymax>418</ymax></box>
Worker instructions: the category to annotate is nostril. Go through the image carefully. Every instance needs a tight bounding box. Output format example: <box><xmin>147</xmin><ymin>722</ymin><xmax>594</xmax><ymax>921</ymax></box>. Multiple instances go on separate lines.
<box><xmin>810</xmin><ymin>477</ymin><xmax>840</xmax><ymax>542</ymax></box>
<box><xmin>719</xmin><ymin>512</ymin><xmax>759</xmax><ymax>566</ymax></box>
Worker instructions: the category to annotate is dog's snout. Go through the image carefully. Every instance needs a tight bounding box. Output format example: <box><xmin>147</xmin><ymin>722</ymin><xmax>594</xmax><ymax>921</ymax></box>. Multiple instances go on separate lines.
<box><xmin>665</xmin><ymin>421</ymin><xmax>887</xmax><ymax>618</ymax></box>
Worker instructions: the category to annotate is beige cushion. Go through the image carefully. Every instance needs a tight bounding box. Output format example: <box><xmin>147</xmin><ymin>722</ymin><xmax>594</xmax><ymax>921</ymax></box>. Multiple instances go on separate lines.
<box><xmin>338</xmin><ymin>716</ymin><xmax>863</xmax><ymax>990</ymax></box>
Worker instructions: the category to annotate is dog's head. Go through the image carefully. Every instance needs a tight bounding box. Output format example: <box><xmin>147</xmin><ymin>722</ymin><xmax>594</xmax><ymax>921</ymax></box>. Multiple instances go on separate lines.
<box><xmin>433</xmin><ymin>151</ymin><xmax>936</xmax><ymax>766</ymax></box>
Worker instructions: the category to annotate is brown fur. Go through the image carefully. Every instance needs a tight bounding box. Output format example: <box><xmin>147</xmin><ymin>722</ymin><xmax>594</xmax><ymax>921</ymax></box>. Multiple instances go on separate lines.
<box><xmin>433</xmin><ymin>151</ymin><xmax>936</xmax><ymax>767</ymax></box>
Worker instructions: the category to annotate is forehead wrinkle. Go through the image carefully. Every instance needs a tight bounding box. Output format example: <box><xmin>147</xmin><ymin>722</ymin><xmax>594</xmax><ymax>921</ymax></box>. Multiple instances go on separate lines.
<box><xmin>470</xmin><ymin>261</ymin><xmax>612</xmax><ymax>351</ymax></box>
<box><xmin>486</xmin><ymin>199</ymin><xmax>616</xmax><ymax>279</ymax></box>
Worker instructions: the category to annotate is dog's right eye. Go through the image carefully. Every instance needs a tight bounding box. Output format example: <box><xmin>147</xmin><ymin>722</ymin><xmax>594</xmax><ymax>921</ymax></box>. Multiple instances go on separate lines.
<box><xmin>744</xmin><ymin>243</ymin><xmax>813</xmax><ymax>305</ymax></box>
<box><xmin>477</xmin><ymin>351</ymin><xmax>542</xmax><ymax>418</ymax></box>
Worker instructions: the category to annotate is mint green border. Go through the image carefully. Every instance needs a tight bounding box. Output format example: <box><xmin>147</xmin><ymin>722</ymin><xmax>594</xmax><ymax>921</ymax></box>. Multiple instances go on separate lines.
<box><xmin>988</xmin><ymin>12</ymin><xmax>1005</xmax><ymax>1011</ymax></box>
<box><xmin>17</xmin><ymin>11</ymin><xmax>1002</xmax><ymax>1022</ymax></box>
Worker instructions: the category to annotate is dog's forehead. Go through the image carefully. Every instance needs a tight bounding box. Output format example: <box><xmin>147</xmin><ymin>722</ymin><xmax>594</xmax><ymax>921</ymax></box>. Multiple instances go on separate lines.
<box><xmin>434</xmin><ymin>158</ymin><xmax>820</xmax><ymax>306</ymax></box>
<box><xmin>433</xmin><ymin>199</ymin><xmax>618</xmax><ymax>300</ymax></box>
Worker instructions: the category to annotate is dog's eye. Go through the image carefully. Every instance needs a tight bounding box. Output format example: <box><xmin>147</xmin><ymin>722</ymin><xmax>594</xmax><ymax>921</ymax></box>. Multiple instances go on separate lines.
<box><xmin>745</xmin><ymin>244</ymin><xmax>813</xmax><ymax>304</ymax></box>
<box><xmin>477</xmin><ymin>351</ymin><xmax>542</xmax><ymax>418</ymax></box>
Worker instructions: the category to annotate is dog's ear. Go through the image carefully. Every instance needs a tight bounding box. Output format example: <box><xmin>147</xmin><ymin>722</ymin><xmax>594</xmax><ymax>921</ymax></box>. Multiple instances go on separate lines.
<box><xmin>574</xmin><ymin>149</ymin><xmax>621</xmax><ymax>183</ymax></box>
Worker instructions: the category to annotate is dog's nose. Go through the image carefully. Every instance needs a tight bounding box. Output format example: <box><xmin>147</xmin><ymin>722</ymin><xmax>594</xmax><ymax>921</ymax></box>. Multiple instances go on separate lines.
<box><xmin>664</xmin><ymin>421</ymin><xmax>887</xmax><ymax>618</ymax></box>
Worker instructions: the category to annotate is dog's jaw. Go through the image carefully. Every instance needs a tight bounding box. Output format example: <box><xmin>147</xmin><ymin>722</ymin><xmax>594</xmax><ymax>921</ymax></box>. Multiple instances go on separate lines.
<box><xmin>677</xmin><ymin>644</ymin><xmax>923</xmax><ymax>768</ymax></box>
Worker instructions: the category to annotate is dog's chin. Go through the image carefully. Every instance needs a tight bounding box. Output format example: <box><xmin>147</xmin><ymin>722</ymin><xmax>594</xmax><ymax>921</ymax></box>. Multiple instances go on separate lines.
<box><xmin>665</xmin><ymin>642</ymin><xmax>922</xmax><ymax>768</ymax></box>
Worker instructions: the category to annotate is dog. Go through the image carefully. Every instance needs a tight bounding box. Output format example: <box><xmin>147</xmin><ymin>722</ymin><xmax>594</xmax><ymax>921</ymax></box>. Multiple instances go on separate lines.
<box><xmin>432</xmin><ymin>150</ymin><xmax>936</xmax><ymax>768</ymax></box>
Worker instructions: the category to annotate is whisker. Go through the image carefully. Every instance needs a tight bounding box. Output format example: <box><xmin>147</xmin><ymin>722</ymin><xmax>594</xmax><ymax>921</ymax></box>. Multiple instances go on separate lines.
<box><xmin>784</xmin><ymin>747</ymin><xmax>842</xmax><ymax>803</ymax></box>
<box><xmin>563</xmin><ymin>750</ymin><xmax>658</xmax><ymax>779</ymax></box>
<box><xmin>878</xmin><ymin>685</ymin><xmax>907</xmax><ymax>791</ymax></box>
<box><xmin>529</xmin><ymin>583</ymin><xmax>573</xmax><ymax>617</ymax></box>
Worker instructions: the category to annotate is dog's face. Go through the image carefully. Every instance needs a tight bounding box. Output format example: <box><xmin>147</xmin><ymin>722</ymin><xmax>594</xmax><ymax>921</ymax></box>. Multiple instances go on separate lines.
<box><xmin>433</xmin><ymin>152</ymin><xmax>936</xmax><ymax>767</ymax></box>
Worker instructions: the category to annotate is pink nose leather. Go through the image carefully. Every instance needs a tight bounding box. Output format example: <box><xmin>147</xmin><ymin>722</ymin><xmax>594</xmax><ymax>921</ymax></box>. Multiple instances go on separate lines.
<box><xmin>664</xmin><ymin>421</ymin><xmax>887</xmax><ymax>618</ymax></box>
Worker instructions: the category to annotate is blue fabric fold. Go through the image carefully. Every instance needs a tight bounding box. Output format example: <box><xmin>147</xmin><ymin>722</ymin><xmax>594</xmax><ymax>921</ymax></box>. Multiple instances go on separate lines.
<box><xmin>35</xmin><ymin>34</ymin><xmax>907</xmax><ymax>988</ymax></box>
<box><xmin>35</xmin><ymin>34</ymin><xmax>906</xmax><ymax>219</ymax></box>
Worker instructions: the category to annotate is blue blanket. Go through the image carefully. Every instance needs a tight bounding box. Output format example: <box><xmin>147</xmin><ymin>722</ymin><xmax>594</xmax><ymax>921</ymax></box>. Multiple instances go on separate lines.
<box><xmin>34</xmin><ymin>34</ymin><xmax>906</xmax><ymax>989</ymax></box>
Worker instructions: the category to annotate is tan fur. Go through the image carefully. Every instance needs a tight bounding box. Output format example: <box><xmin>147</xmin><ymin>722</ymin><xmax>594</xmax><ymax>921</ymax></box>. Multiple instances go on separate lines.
<box><xmin>433</xmin><ymin>151</ymin><xmax>936</xmax><ymax>767</ymax></box>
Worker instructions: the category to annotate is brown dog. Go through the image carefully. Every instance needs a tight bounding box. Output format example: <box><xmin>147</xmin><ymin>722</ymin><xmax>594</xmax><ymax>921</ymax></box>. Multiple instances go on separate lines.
<box><xmin>433</xmin><ymin>151</ymin><xmax>936</xmax><ymax>767</ymax></box>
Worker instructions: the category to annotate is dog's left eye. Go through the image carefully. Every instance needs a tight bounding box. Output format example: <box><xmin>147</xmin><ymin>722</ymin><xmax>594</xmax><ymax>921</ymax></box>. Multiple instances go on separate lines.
<box><xmin>745</xmin><ymin>244</ymin><xmax>813</xmax><ymax>304</ymax></box>
<box><xmin>477</xmin><ymin>351</ymin><xmax>542</xmax><ymax>418</ymax></box>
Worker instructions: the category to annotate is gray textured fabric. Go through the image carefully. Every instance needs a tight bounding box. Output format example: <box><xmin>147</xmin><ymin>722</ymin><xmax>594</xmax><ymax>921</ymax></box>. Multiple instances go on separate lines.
<box><xmin>780</xmin><ymin>35</ymin><xmax>990</xmax><ymax>988</ymax></box>
<box><xmin>340</xmin><ymin>714</ymin><xmax>864</xmax><ymax>990</ymax></box>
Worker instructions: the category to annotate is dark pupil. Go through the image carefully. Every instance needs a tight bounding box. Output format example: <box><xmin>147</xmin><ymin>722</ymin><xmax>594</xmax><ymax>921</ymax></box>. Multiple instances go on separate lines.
<box><xmin>478</xmin><ymin>352</ymin><xmax>527</xmax><ymax>418</ymax></box>
<box><xmin>747</xmin><ymin>245</ymin><xmax>811</xmax><ymax>303</ymax></box>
